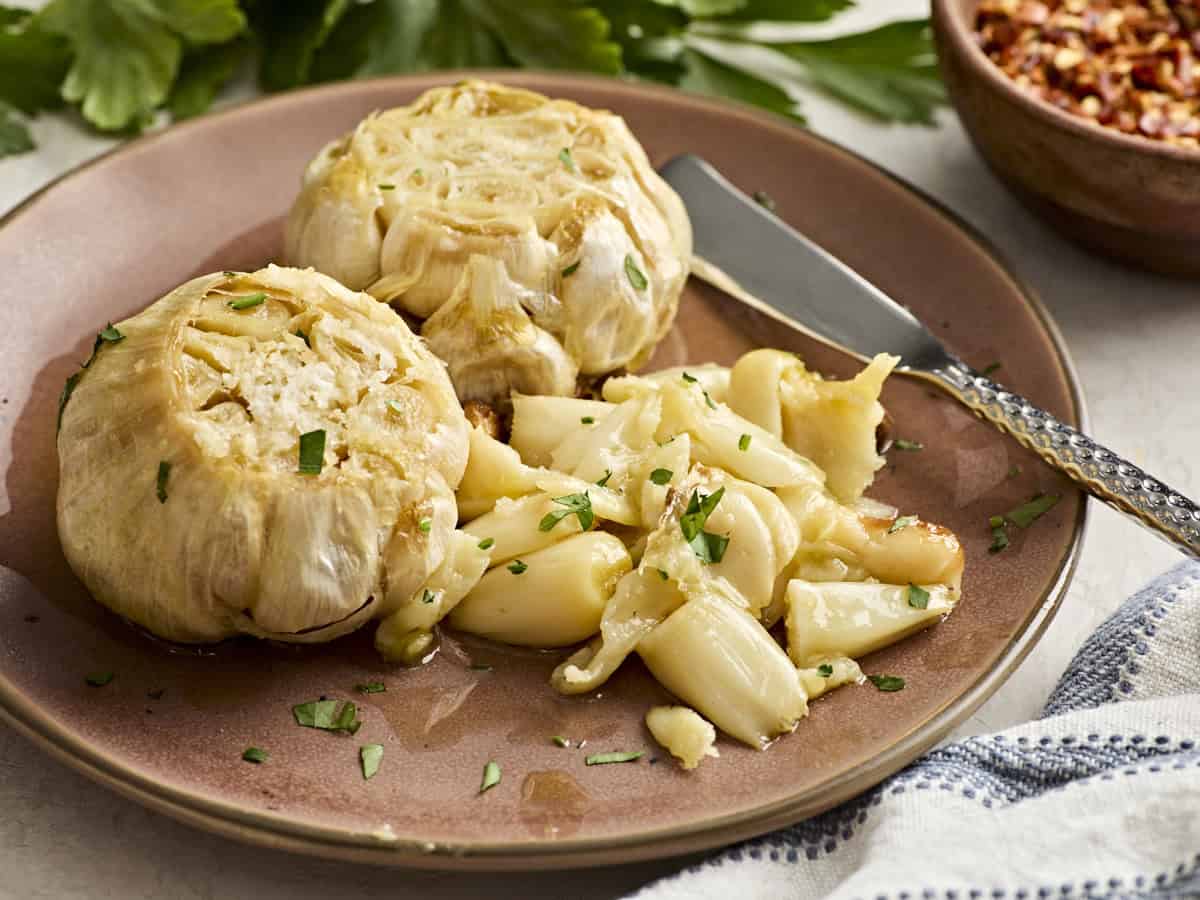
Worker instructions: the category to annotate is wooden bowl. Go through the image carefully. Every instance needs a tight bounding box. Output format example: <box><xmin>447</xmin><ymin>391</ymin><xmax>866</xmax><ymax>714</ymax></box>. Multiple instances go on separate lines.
<box><xmin>932</xmin><ymin>0</ymin><xmax>1200</xmax><ymax>276</ymax></box>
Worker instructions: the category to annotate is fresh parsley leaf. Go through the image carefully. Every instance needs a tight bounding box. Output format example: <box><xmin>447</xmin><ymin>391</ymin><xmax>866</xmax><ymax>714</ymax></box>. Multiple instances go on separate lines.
<box><xmin>816</xmin><ymin>663</ymin><xmax>833</xmax><ymax>677</ymax></box>
<box><xmin>752</xmin><ymin>190</ymin><xmax>776</xmax><ymax>211</ymax></box>
<box><xmin>688</xmin><ymin>529</ymin><xmax>729</xmax><ymax>564</ymax></box>
<box><xmin>681</xmin><ymin>372</ymin><xmax>698</xmax><ymax>383</ymax></box>
<box><xmin>0</xmin><ymin>15</ymin><xmax>71</xmax><ymax>116</ymax></box>
<box><xmin>242</xmin><ymin>747</ymin><xmax>268</xmax><ymax>764</ymax></box>
<box><xmin>738</xmin><ymin>434</ymin><xmax>751</xmax><ymax>451</ymax></box>
<box><xmin>656</xmin><ymin>568</ymin><xmax>670</xmax><ymax>581</ymax></box>
<box><xmin>39</xmin><ymin>0</ymin><xmax>244</xmax><ymax>131</ymax></box>
<box><xmin>680</xmin><ymin>487</ymin><xmax>730</xmax><ymax>563</ymax></box>
<box><xmin>95</xmin><ymin>323</ymin><xmax>123</xmax><ymax>346</ymax></box>
<box><xmin>293</xmin><ymin>698</ymin><xmax>361</xmax><ymax>733</ymax></box>
<box><xmin>255</xmin><ymin>0</ymin><xmax>353</xmax><ymax>92</ymax></box>
<box><xmin>558</xmin><ymin>146</ymin><xmax>575</xmax><ymax>172</ymax></box>
<box><xmin>595</xmin><ymin>469</ymin><xmax>613</xmax><ymax>488</ymax></box>
<box><xmin>562</xmin><ymin>260</ymin><xmax>581</xmax><ymax>278</ymax></box>
<box><xmin>156</xmin><ymin>460</ymin><xmax>171</xmax><ymax>503</ymax></box>
<box><xmin>478</xmin><ymin>537</ymin><xmax>495</xmax><ymax>550</ymax></box>
<box><xmin>653</xmin><ymin>0</ymin><xmax>744</xmax><ymax>15</ymax></box>
<box><xmin>893</xmin><ymin>438</ymin><xmax>923</xmax><ymax>451</ymax></box>
<box><xmin>538</xmin><ymin>492</ymin><xmax>594</xmax><ymax>533</ymax></box>
<box><xmin>772</xmin><ymin>20</ymin><xmax>947</xmax><ymax>125</ymax></box>
<box><xmin>228</xmin><ymin>292</ymin><xmax>266</xmax><ymax>310</ymax></box>
<box><xmin>624</xmin><ymin>254</ymin><xmax>648</xmax><ymax>291</ymax></box>
<box><xmin>988</xmin><ymin>514</ymin><xmax>1010</xmax><ymax>554</ymax></box>
<box><xmin>168</xmin><ymin>39</ymin><xmax>247</xmax><ymax>120</ymax></box>
<box><xmin>585</xmin><ymin>750</ymin><xmax>643</xmax><ymax>765</ymax></box>
<box><xmin>581</xmin><ymin>416</ymin><xmax>595</xmax><ymax>424</ymax></box>
<box><xmin>888</xmin><ymin>514</ymin><xmax>918</xmax><ymax>534</ymax></box>
<box><xmin>360</xmin><ymin>743</ymin><xmax>383</xmax><ymax>780</ymax></box>
<box><xmin>507</xmin><ymin>559</ymin><xmax>527</xmax><ymax>575</ymax></box>
<box><xmin>552</xmin><ymin>735</ymin><xmax>569</xmax><ymax>748</ymax></box>
<box><xmin>907</xmin><ymin>583</ymin><xmax>930</xmax><ymax>609</ymax></box>
<box><xmin>418</xmin><ymin>518</ymin><xmax>432</xmax><ymax>533</ymax></box>
<box><xmin>85</xmin><ymin>671</ymin><xmax>114</xmax><ymax>687</ymax></box>
<box><xmin>649</xmin><ymin>468</ymin><xmax>673</xmax><ymax>486</ymax></box>
<box><xmin>479</xmin><ymin>759</ymin><xmax>501</xmax><ymax>793</ymax></box>
<box><xmin>458</xmin><ymin>0</ymin><xmax>621</xmax><ymax>73</ymax></box>
<box><xmin>356</xmin><ymin>682</ymin><xmax>386</xmax><ymax>694</ymax></box>
<box><xmin>981</xmin><ymin>361</ymin><xmax>1002</xmax><ymax>377</ymax></box>
<box><xmin>0</xmin><ymin>101</ymin><xmax>34</xmax><ymax>157</ymax></box>
<box><xmin>420</xmin><ymin>588</ymin><xmax>437</xmax><ymax>605</ymax></box>
<box><xmin>377</xmin><ymin>183</ymin><xmax>395</xmax><ymax>190</ymax></box>
<box><xmin>712</xmin><ymin>0</ymin><xmax>853</xmax><ymax>21</ymax></box>
<box><xmin>57</xmin><ymin>370</ymin><xmax>82</xmax><ymax>433</ymax></box>
<box><xmin>867</xmin><ymin>674</ymin><xmax>905</xmax><ymax>692</ymax></box>
<box><xmin>1006</xmin><ymin>493</ymin><xmax>1060</xmax><ymax>529</ymax></box>
<box><xmin>592</xmin><ymin>0</ymin><xmax>686</xmax><ymax>83</ymax></box>
<box><xmin>298</xmin><ymin>429</ymin><xmax>326</xmax><ymax>475</ymax></box>
<box><xmin>678</xmin><ymin>45</ymin><xmax>805</xmax><ymax>124</ymax></box>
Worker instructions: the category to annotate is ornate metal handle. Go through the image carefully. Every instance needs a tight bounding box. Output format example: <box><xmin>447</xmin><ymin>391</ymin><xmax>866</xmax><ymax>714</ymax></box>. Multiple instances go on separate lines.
<box><xmin>929</xmin><ymin>361</ymin><xmax>1200</xmax><ymax>558</ymax></box>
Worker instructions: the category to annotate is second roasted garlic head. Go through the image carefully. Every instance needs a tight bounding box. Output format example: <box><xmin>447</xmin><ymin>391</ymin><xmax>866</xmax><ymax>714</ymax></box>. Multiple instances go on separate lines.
<box><xmin>284</xmin><ymin>80</ymin><xmax>692</xmax><ymax>405</ymax></box>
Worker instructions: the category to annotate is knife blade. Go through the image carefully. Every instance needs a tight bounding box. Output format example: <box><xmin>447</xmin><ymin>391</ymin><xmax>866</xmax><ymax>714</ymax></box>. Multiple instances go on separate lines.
<box><xmin>658</xmin><ymin>154</ymin><xmax>954</xmax><ymax>372</ymax></box>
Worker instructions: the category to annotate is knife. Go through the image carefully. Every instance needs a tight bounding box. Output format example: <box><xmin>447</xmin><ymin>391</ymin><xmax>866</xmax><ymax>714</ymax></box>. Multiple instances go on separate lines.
<box><xmin>659</xmin><ymin>154</ymin><xmax>1200</xmax><ymax>558</ymax></box>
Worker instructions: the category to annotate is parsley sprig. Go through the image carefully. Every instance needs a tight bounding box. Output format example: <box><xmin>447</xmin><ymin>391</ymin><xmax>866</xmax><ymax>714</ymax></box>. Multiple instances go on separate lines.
<box><xmin>679</xmin><ymin>487</ymin><xmax>729</xmax><ymax>564</ymax></box>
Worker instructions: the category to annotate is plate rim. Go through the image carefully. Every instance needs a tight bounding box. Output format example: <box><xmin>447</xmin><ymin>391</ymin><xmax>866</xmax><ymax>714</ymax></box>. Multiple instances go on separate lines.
<box><xmin>0</xmin><ymin>70</ymin><xmax>1089</xmax><ymax>871</ymax></box>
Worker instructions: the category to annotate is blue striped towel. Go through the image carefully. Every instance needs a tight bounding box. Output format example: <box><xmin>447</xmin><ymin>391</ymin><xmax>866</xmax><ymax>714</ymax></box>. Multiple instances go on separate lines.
<box><xmin>630</xmin><ymin>563</ymin><xmax>1200</xmax><ymax>900</ymax></box>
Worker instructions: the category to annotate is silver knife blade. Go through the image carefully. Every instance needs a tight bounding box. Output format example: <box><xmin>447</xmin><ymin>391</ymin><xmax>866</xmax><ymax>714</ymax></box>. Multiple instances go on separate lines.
<box><xmin>659</xmin><ymin>154</ymin><xmax>954</xmax><ymax>372</ymax></box>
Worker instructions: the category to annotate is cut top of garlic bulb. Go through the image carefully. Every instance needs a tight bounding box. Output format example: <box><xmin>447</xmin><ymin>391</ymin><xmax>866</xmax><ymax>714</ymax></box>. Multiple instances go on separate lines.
<box><xmin>56</xmin><ymin>265</ymin><xmax>470</xmax><ymax>643</ymax></box>
<box><xmin>284</xmin><ymin>80</ymin><xmax>692</xmax><ymax>404</ymax></box>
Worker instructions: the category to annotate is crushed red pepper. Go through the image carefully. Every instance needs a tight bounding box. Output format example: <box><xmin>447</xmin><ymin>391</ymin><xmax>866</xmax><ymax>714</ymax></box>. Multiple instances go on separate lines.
<box><xmin>975</xmin><ymin>0</ymin><xmax>1200</xmax><ymax>146</ymax></box>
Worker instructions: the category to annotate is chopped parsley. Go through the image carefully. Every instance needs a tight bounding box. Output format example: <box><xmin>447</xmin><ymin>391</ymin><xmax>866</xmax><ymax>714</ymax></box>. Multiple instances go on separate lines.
<box><xmin>538</xmin><ymin>492</ymin><xmax>594</xmax><ymax>532</ymax></box>
<box><xmin>562</xmin><ymin>261</ymin><xmax>580</xmax><ymax>278</ymax></box>
<box><xmin>867</xmin><ymin>674</ymin><xmax>905</xmax><ymax>692</ymax></box>
<box><xmin>656</xmin><ymin>568</ymin><xmax>670</xmax><ymax>581</ymax></box>
<box><xmin>738</xmin><ymin>434</ymin><xmax>752</xmax><ymax>451</ymax></box>
<box><xmin>361</xmin><ymin>743</ymin><xmax>384</xmax><ymax>780</ymax></box>
<box><xmin>581</xmin><ymin>416</ymin><xmax>595</xmax><ymax>424</ymax></box>
<box><xmin>418</xmin><ymin>518</ymin><xmax>432</xmax><ymax>533</ymax></box>
<box><xmin>558</xmin><ymin>147</ymin><xmax>575</xmax><ymax>172</ymax></box>
<box><xmin>595</xmin><ymin>470</ymin><xmax>613</xmax><ymax>488</ymax></box>
<box><xmin>680</xmin><ymin>372</ymin><xmax>717</xmax><ymax>408</ymax></box>
<box><xmin>227</xmin><ymin>292</ymin><xmax>266</xmax><ymax>310</ymax></box>
<box><xmin>988</xmin><ymin>515</ymin><xmax>1010</xmax><ymax>554</ymax></box>
<box><xmin>378</xmin><ymin>183</ymin><xmax>396</xmax><ymax>190</ymax></box>
<box><xmin>93</xmin><ymin>323</ymin><xmax>124</xmax><ymax>354</ymax></box>
<box><xmin>679</xmin><ymin>487</ymin><xmax>730</xmax><ymax>564</ymax></box>
<box><xmin>292</xmin><ymin>699</ymin><xmax>361</xmax><ymax>734</ymax></box>
<box><xmin>888</xmin><ymin>514</ymin><xmax>918</xmax><ymax>534</ymax></box>
<box><xmin>624</xmin><ymin>254</ymin><xmax>648</xmax><ymax>291</ymax></box>
<box><xmin>1006</xmin><ymin>493</ymin><xmax>1060</xmax><ymax>528</ymax></box>
<box><xmin>681</xmin><ymin>372</ymin><xmax>698</xmax><ymax>384</ymax></box>
<box><xmin>156</xmin><ymin>460</ymin><xmax>171</xmax><ymax>504</ymax></box>
<box><xmin>907</xmin><ymin>583</ymin><xmax>930</xmax><ymax>609</ymax></box>
<box><xmin>1008</xmin><ymin>464</ymin><xmax>1022</xmax><ymax>479</ymax></box>
<box><xmin>84</xmin><ymin>671</ymin><xmax>114</xmax><ymax>687</ymax></box>
<box><xmin>222</xmin><ymin>271</ymin><xmax>237</xmax><ymax>277</ymax></box>
<box><xmin>298</xmin><ymin>429</ymin><xmax>326</xmax><ymax>476</ymax></box>
<box><xmin>817</xmin><ymin>663</ymin><xmax>834</xmax><ymax>677</ymax></box>
<box><xmin>242</xmin><ymin>747</ymin><xmax>268</xmax><ymax>764</ymax></box>
<box><xmin>478</xmin><ymin>537</ymin><xmax>495</xmax><ymax>550</ymax></box>
<box><xmin>421</xmin><ymin>589</ymin><xmax>436</xmax><ymax>605</ymax></box>
<box><xmin>585</xmin><ymin>750</ymin><xmax>643</xmax><ymax>766</ymax></box>
<box><xmin>507</xmin><ymin>560</ymin><xmax>528</xmax><ymax>575</ymax></box>
<box><xmin>356</xmin><ymin>682</ymin><xmax>386</xmax><ymax>694</ymax></box>
<box><xmin>552</xmin><ymin>735</ymin><xmax>570</xmax><ymax>748</ymax></box>
<box><xmin>480</xmin><ymin>760</ymin><xmax>501</xmax><ymax>793</ymax></box>
<box><xmin>57</xmin><ymin>371</ymin><xmax>82</xmax><ymax>433</ymax></box>
<box><xmin>294</xmin><ymin>328</ymin><xmax>310</xmax><ymax>347</ymax></box>
<box><xmin>649</xmin><ymin>468</ymin><xmax>673</xmax><ymax>486</ymax></box>
<box><xmin>981</xmin><ymin>361</ymin><xmax>1002</xmax><ymax>377</ymax></box>
<box><xmin>753</xmin><ymin>190</ymin><xmax>776</xmax><ymax>212</ymax></box>
<box><xmin>58</xmin><ymin>323</ymin><xmax>130</xmax><ymax>432</ymax></box>
<box><xmin>893</xmin><ymin>438</ymin><xmax>923</xmax><ymax>451</ymax></box>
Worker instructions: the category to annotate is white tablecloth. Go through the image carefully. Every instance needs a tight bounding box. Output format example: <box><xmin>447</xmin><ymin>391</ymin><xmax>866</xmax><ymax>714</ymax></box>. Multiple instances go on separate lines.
<box><xmin>2</xmin><ymin>2</ymin><xmax>1195</xmax><ymax>897</ymax></box>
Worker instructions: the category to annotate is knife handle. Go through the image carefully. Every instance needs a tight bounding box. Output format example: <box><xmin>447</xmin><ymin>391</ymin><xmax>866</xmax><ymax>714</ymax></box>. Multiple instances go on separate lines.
<box><xmin>930</xmin><ymin>362</ymin><xmax>1200</xmax><ymax>558</ymax></box>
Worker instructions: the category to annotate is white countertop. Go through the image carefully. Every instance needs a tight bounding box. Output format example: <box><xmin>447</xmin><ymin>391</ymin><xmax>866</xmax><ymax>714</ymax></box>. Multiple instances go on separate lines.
<box><xmin>1</xmin><ymin>2</ymin><xmax>1192</xmax><ymax>897</ymax></box>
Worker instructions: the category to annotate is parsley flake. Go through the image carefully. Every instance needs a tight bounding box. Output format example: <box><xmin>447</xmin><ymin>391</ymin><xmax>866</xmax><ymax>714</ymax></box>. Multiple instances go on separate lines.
<box><xmin>867</xmin><ymin>674</ymin><xmax>905</xmax><ymax>692</ymax></box>
<box><xmin>298</xmin><ymin>429</ymin><xmax>326</xmax><ymax>476</ymax></box>
<box><xmin>478</xmin><ymin>537</ymin><xmax>495</xmax><ymax>550</ymax></box>
<box><xmin>361</xmin><ymin>743</ymin><xmax>383</xmax><ymax>780</ymax></box>
<box><xmin>907</xmin><ymin>583</ymin><xmax>930</xmax><ymax>609</ymax></box>
<box><xmin>538</xmin><ymin>492</ymin><xmax>594</xmax><ymax>533</ymax></box>
<box><xmin>656</xmin><ymin>568</ymin><xmax>670</xmax><ymax>581</ymax></box>
<box><xmin>888</xmin><ymin>514</ymin><xmax>918</xmax><ymax>534</ymax></box>
<box><xmin>681</xmin><ymin>372</ymin><xmax>698</xmax><ymax>384</ymax></box>
<box><xmin>378</xmin><ymin>183</ymin><xmax>395</xmax><ymax>190</ymax></box>
<box><xmin>508</xmin><ymin>560</ymin><xmax>528</xmax><ymax>575</ymax></box>
<box><xmin>558</xmin><ymin>147</ymin><xmax>575</xmax><ymax>172</ymax></box>
<box><xmin>421</xmin><ymin>589</ymin><xmax>436</xmax><ymax>604</ymax></box>
<box><xmin>595</xmin><ymin>470</ymin><xmax>613</xmax><ymax>488</ymax></box>
<box><xmin>562</xmin><ymin>261</ymin><xmax>580</xmax><ymax>278</ymax></box>
<box><xmin>418</xmin><ymin>518</ymin><xmax>432</xmax><ymax>533</ymax></box>
<box><xmin>624</xmin><ymin>254</ymin><xmax>648</xmax><ymax>291</ymax></box>
<box><xmin>753</xmin><ymin>190</ymin><xmax>776</xmax><ymax>212</ymax></box>
<box><xmin>817</xmin><ymin>663</ymin><xmax>834</xmax><ymax>677</ymax></box>
<box><xmin>679</xmin><ymin>487</ymin><xmax>730</xmax><ymax>564</ymax></box>
<box><xmin>228</xmin><ymin>292</ymin><xmax>266</xmax><ymax>310</ymax></box>
<box><xmin>586</xmin><ymin>750</ymin><xmax>643</xmax><ymax>766</ymax></box>
<box><xmin>57</xmin><ymin>371</ymin><xmax>82</xmax><ymax>433</ymax></box>
<box><xmin>156</xmin><ymin>460</ymin><xmax>171</xmax><ymax>504</ymax></box>
<box><xmin>242</xmin><ymin>747</ymin><xmax>268</xmax><ymax>764</ymax></box>
<box><xmin>356</xmin><ymin>682</ymin><xmax>386</xmax><ymax>694</ymax></box>
<box><xmin>649</xmin><ymin>468</ymin><xmax>673</xmax><ymax>486</ymax></box>
<box><xmin>893</xmin><ymin>438</ymin><xmax>923</xmax><ymax>451</ymax></box>
<box><xmin>981</xmin><ymin>362</ymin><xmax>1002</xmax><ymax>377</ymax></box>
<box><xmin>988</xmin><ymin>515</ymin><xmax>1010</xmax><ymax>554</ymax></box>
<box><xmin>552</xmin><ymin>735</ymin><xmax>569</xmax><ymax>748</ymax></box>
<box><xmin>738</xmin><ymin>434</ymin><xmax>751</xmax><ymax>451</ymax></box>
<box><xmin>581</xmin><ymin>416</ymin><xmax>595</xmax><ymax>424</ymax></box>
<box><xmin>480</xmin><ymin>760</ymin><xmax>501</xmax><ymax>793</ymax></box>
<box><xmin>1007</xmin><ymin>493</ymin><xmax>1060</xmax><ymax>528</ymax></box>
<box><xmin>93</xmin><ymin>323</ymin><xmax>124</xmax><ymax>355</ymax></box>
<box><xmin>85</xmin><ymin>671</ymin><xmax>114</xmax><ymax>687</ymax></box>
<box><xmin>292</xmin><ymin>699</ymin><xmax>361</xmax><ymax>734</ymax></box>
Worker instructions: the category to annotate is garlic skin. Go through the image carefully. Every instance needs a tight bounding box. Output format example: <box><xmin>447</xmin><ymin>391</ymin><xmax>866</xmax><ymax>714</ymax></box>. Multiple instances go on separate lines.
<box><xmin>284</xmin><ymin>80</ymin><xmax>692</xmax><ymax>404</ymax></box>
<box><xmin>56</xmin><ymin>265</ymin><xmax>469</xmax><ymax>644</ymax></box>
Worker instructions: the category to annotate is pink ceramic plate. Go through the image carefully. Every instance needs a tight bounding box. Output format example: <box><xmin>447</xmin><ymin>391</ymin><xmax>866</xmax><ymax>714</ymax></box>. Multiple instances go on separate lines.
<box><xmin>0</xmin><ymin>73</ymin><xmax>1085</xmax><ymax>870</ymax></box>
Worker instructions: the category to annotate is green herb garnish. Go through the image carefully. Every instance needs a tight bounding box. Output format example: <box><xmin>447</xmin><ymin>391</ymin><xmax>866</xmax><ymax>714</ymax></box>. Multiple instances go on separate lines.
<box><xmin>480</xmin><ymin>760</ymin><xmax>501</xmax><ymax>793</ymax></box>
<box><xmin>507</xmin><ymin>560</ymin><xmax>528</xmax><ymax>575</ymax></box>
<box><xmin>356</xmin><ymin>682</ymin><xmax>386</xmax><ymax>694</ymax></box>
<box><xmin>538</xmin><ymin>492</ymin><xmax>594</xmax><ymax>532</ymax></box>
<box><xmin>1006</xmin><ymin>493</ymin><xmax>1060</xmax><ymax>528</ymax></box>
<box><xmin>867</xmin><ymin>674</ymin><xmax>905</xmax><ymax>692</ymax></box>
<box><xmin>478</xmin><ymin>537</ymin><xmax>495</xmax><ymax>550</ymax></box>
<box><xmin>421</xmin><ymin>589</ymin><xmax>436</xmax><ymax>604</ymax></box>
<box><xmin>817</xmin><ymin>663</ymin><xmax>834</xmax><ymax>677</ymax></box>
<box><xmin>656</xmin><ymin>568</ymin><xmax>669</xmax><ymax>581</ymax></box>
<box><xmin>361</xmin><ymin>743</ymin><xmax>383</xmax><ymax>780</ymax></box>
<box><xmin>294</xmin><ymin>328</ymin><xmax>310</xmax><ymax>347</ymax></box>
<box><xmin>988</xmin><ymin>515</ymin><xmax>1010</xmax><ymax>554</ymax></box>
<box><xmin>752</xmin><ymin>190</ymin><xmax>776</xmax><ymax>211</ymax></box>
<box><xmin>681</xmin><ymin>372</ymin><xmax>697</xmax><ymax>384</ymax></box>
<box><xmin>624</xmin><ymin>254</ymin><xmax>647</xmax><ymax>291</ymax></box>
<box><xmin>85</xmin><ymin>671</ymin><xmax>114</xmax><ymax>687</ymax></box>
<box><xmin>893</xmin><ymin>438</ymin><xmax>923</xmax><ymax>451</ymax></box>
<box><xmin>378</xmin><ymin>183</ymin><xmax>395</xmax><ymax>190</ymax></box>
<box><xmin>585</xmin><ymin>750</ymin><xmax>643</xmax><ymax>766</ymax></box>
<box><xmin>1008</xmin><ymin>464</ymin><xmax>1022</xmax><ymax>479</ymax></box>
<box><xmin>679</xmin><ymin>487</ymin><xmax>729</xmax><ymax>564</ymax></box>
<box><xmin>981</xmin><ymin>361</ymin><xmax>1001</xmax><ymax>377</ymax></box>
<box><xmin>292</xmin><ymin>699</ymin><xmax>361</xmax><ymax>734</ymax></box>
<box><xmin>558</xmin><ymin>147</ymin><xmax>575</xmax><ymax>172</ymax></box>
<box><xmin>552</xmin><ymin>735</ymin><xmax>569</xmax><ymax>748</ymax></box>
<box><xmin>156</xmin><ymin>460</ymin><xmax>171</xmax><ymax>504</ymax></box>
<box><xmin>581</xmin><ymin>416</ymin><xmax>595</xmax><ymax>424</ymax></box>
<box><xmin>649</xmin><ymin>468</ymin><xmax>673</xmax><ymax>486</ymax></box>
<box><xmin>595</xmin><ymin>470</ymin><xmax>613</xmax><ymax>488</ymax></box>
<box><xmin>418</xmin><ymin>518</ymin><xmax>432</xmax><ymax>533</ymax></box>
<box><xmin>907</xmin><ymin>583</ymin><xmax>930</xmax><ymax>609</ymax></box>
<box><xmin>888</xmin><ymin>514</ymin><xmax>917</xmax><ymax>534</ymax></box>
<box><xmin>228</xmin><ymin>292</ymin><xmax>266</xmax><ymax>310</ymax></box>
<box><xmin>562</xmin><ymin>261</ymin><xmax>580</xmax><ymax>278</ymax></box>
<box><xmin>242</xmin><ymin>747</ymin><xmax>268</xmax><ymax>764</ymax></box>
<box><xmin>298</xmin><ymin>429</ymin><xmax>326</xmax><ymax>475</ymax></box>
<box><xmin>738</xmin><ymin>434</ymin><xmax>751</xmax><ymax>451</ymax></box>
<box><xmin>57</xmin><ymin>371</ymin><xmax>82</xmax><ymax>433</ymax></box>
<box><xmin>93</xmin><ymin>323</ymin><xmax>124</xmax><ymax>356</ymax></box>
